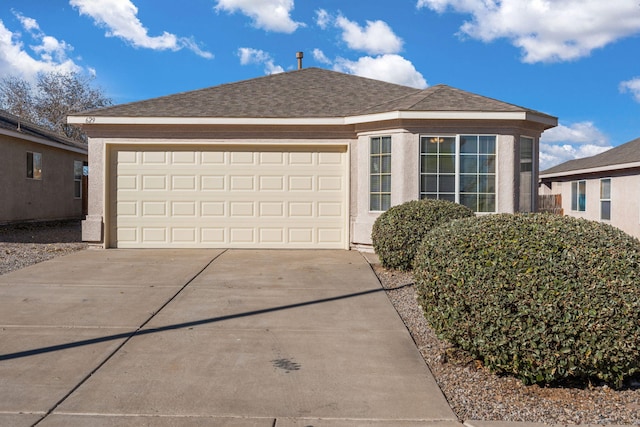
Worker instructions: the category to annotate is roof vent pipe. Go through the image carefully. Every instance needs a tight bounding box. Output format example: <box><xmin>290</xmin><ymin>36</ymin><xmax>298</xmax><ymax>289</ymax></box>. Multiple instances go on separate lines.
<box><xmin>296</xmin><ymin>51</ymin><xmax>303</xmax><ymax>70</ymax></box>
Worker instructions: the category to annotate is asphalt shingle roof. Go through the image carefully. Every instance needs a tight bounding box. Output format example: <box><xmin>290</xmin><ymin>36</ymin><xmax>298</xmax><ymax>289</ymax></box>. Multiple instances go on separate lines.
<box><xmin>75</xmin><ymin>68</ymin><xmax>553</xmax><ymax>120</ymax></box>
<box><xmin>541</xmin><ymin>137</ymin><xmax>640</xmax><ymax>176</ymax></box>
<box><xmin>0</xmin><ymin>109</ymin><xmax>87</xmax><ymax>151</ymax></box>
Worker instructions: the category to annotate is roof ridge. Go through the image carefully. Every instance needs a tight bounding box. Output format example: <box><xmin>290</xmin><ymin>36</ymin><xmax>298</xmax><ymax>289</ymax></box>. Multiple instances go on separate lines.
<box><xmin>403</xmin><ymin>84</ymin><xmax>446</xmax><ymax>110</ymax></box>
<box><xmin>354</xmin><ymin>86</ymin><xmax>425</xmax><ymax>114</ymax></box>
<box><xmin>444</xmin><ymin>84</ymin><xmax>545</xmax><ymax>113</ymax></box>
<box><xmin>77</xmin><ymin>67</ymin><xmax>419</xmax><ymax>117</ymax></box>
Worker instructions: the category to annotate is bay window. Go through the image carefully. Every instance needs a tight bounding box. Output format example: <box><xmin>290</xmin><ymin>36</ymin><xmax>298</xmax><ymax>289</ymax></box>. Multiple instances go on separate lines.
<box><xmin>420</xmin><ymin>135</ymin><xmax>496</xmax><ymax>213</ymax></box>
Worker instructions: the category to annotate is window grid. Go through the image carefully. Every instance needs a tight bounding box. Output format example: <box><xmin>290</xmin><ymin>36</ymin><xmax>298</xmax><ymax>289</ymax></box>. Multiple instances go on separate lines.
<box><xmin>600</xmin><ymin>178</ymin><xmax>611</xmax><ymax>220</ymax></box>
<box><xmin>420</xmin><ymin>135</ymin><xmax>496</xmax><ymax>213</ymax></box>
<box><xmin>420</xmin><ymin>136</ymin><xmax>456</xmax><ymax>203</ymax></box>
<box><xmin>519</xmin><ymin>136</ymin><xmax>534</xmax><ymax>212</ymax></box>
<box><xmin>370</xmin><ymin>136</ymin><xmax>391</xmax><ymax>211</ymax></box>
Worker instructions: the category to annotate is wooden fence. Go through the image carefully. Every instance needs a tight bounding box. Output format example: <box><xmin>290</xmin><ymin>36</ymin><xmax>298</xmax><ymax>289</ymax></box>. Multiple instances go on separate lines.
<box><xmin>538</xmin><ymin>194</ymin><xmax>563</xmax><ymax>215</ymax></box>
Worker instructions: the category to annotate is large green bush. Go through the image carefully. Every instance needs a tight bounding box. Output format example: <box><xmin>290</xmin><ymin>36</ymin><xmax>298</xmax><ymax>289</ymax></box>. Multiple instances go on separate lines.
<box><xmin>371</xmin><ymin>199</ymin><xmax>474</xmax><ymax>271</ymax></box>
<box><xmin>413</xmin><ymin>213</ymin><xmax>640</xmax><ymax>388</ymax></box>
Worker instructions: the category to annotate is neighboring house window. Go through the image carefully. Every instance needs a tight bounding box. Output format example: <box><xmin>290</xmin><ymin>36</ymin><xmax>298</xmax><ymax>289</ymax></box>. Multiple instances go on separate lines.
<box><xmin>600</xmin><ymin>178</ymin><xmax>611</xmax><ymax>220</ymax></box>
<box><xmin>519</xmin><ymin>136</ymin><xmax>534</xmax><ymax>212</ymax></box>
<box><xmin>571</xmin><ymin>180</ymin><xmax>586</xmax><ymax>211</ymax></box>
<box><xmin>420</xmin><ymin>135</ymin><xmax>496</xmax><ymax>213</ymax></box>
<box><xmin>27</xmin><ymin>152</ymin><xmax>42</xmax><ymax>180</ymax></box>
<box><xmin>370</xmin><ymin>136</ymin><xmax>391</xmax><ymax>211</ymax></box>
<box><xmin>74</xmin><ymin>161</ymin><xmax>83</xmax><ymax>198</ymax></box>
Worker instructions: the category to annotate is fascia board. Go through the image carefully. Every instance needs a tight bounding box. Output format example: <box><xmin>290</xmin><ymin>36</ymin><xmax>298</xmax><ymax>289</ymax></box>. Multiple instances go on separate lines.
<box><xmin>345</xmin><ymin>111</ymin><xmax>539</xmax><ymax>124</ymax></box>
<box><xmin>68</xmin><ymin>110</ymin><xmax>558</xmax><ymax>127</ymax></box>
<box><xmin>540</xmin><ymin>162</ymin><xmax>640</xmax><ymax>179</ymax></box>
<box><xmin>67</xmin><ymin>116</ymin><xmax>346</xmax><ymax>126</ymax></box>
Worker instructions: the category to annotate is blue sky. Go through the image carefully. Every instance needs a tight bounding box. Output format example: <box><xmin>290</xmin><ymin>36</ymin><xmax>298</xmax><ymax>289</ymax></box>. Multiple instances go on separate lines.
<box><xmin>1</xmin><ymin>0</ymin><xmax>639</xmax><ymax>170</ymax></box>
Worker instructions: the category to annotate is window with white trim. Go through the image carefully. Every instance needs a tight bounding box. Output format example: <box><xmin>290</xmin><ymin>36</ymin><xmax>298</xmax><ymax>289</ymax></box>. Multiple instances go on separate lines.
<box><xmin>571</xmin><ymin>180</ymin><xmax>586</xmax><ymax>212</ymax></box>
<box><xmin>600</xmin><ymin>178</ymin><xmax>611</xmax><ymax>220</ymax></box>
<box><xmin>27</xmin><ymin>152</ymin><xmax>42</xmax><ymax>180</ymax></box>
<box><xmin>519</xmin><ymin>136</ymin><xmax>534</xmax><ymax>212</ymax></box>
<box><xmin>74</xmin><ymin>161</ymin><xmax>83</xmax><ymax>198</ymax></box>
<box><xmin>370</xmin><ymin>136</ymin><xmax>391</xmax><ymax>211</ymax></box>
<box><xmin>420</xmin><ymin>135</ymin><xmax>496</xmax><ymax>213</ymax></box>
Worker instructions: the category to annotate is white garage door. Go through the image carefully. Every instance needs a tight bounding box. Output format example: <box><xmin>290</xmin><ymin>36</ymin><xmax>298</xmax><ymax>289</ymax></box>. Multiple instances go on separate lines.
<box><xmin>108</xmin><ymin>146</ymin><xmax>348</xmax><ymax>249</ymax></box>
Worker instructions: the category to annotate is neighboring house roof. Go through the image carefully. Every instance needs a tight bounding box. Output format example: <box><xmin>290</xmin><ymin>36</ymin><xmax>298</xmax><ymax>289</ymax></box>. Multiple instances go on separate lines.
<box><xmin>540</xmin><ymin>136</ymin><xmax>640</xmax><ymax>178</ymax></box>
<box><xmin>69</xmin><ymin>68</ymin><xmax>556</xmax><ymax>128</ymax></box>
<box><xmin>0</xmin><ymin>109</ymin><xmax>87</xmax><ymax>154</ymax></box>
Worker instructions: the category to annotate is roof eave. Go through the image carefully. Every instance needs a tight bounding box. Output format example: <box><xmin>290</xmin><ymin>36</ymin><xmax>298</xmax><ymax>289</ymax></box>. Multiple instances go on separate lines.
<box><xmin>67</xmin><ymin>116</ymin><xmax>347</xmax><ymax>126</ymax></box>
<box><xmin>68</xmin><ymin>110</ymin><xmax>559</xmax><ymax>127</ymax></box>
<box><xmin>347</xmin><ymin>110</ymin><xmax>558</xmax><ymax>126</ymax></box>
<box><xmin>0</xmin><ymin>127</ymin><xmax>88</xmax><ymax>155</ymax></box>
<box><xmin>540</xmin><ymin>161</ymin><xmax>640</xmax><ymax>179</ymax></box>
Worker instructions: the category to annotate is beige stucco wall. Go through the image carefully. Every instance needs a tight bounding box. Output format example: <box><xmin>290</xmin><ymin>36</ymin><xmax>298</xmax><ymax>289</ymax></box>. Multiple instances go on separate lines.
<box><xmin>81</xmin><ymin>136</ymin><xmax>356</xmax><ymax>245</ymax></box>
<box><xmin>81</xmin><ymin>122</ymin><xmax>545</xmax><ymax>248</ymax></box>
<box><xmin>350</xmin><ymin>131</ymin><xmax>529</xmax><ymax>248</ymax></box>
<box><xmin>0</xmin><ymin>134</ymin><xmax>87</xmax><ymax>224</ymax></box>
<box><xmin>82</xmin><ymin>137</ymin><xmax>106</xmax><ymax>242</ymax></box>
<box><xmin>545</xmin><ymin>173</ymin><xmax>640</xmax><ymax>239</ymax></box>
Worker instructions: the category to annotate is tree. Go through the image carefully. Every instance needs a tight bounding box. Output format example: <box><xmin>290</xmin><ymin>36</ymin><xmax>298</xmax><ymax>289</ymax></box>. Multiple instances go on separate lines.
<box><xmin>0</xmin><ymin>76</ymin><xmax>36</xmax><ymax>122</ymax></box>
<box><xmin>0</xmin><ymin>71</ymin><xmax>112</xmax><ymax>142</ymax></box>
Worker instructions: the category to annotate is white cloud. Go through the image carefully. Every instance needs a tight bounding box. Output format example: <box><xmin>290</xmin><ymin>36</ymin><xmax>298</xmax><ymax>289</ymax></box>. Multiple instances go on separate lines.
<box><xmin>541</xmin><ymin>121</ymin><xmax>609</xmax><ymax>145</ymax></box>
<box><xmin>216</xmin><ymin>0</ymin><xmax>302</xmax><ymax>33</ymax></box>
<box><xmin>312</xmin><ymin>48</ymin><xmax>332</xmax><ymax>65</ymax></box>
<box><xmin>417</xmin><ymin>0</ymin><xmax>640</xmax><ymax>63</ymax></box>
<box><xmin>334</xmin><ymin>54</ymin><xmax>427</xmax><ymax>89</ymax></box>
<box><xmin>14</xmin><ymin>12</ymin><xmax>40</xmax><ymax>32</ymax></box>
<box><xmin>238</xmin><ymin>47</ymin><xmax>284</xmax><ymax>74</ymax></box>
<box><xmin>315</xmin><ymin>9</ymin><xmax>331</xmax><ymax>29</ymax></box>
<box><xmin>620</xmin><ymin>77</ymin><xmax>640</xmax><ymax>103</ymax></box>
<box><xmin>539</xmin><ymin>121</ymin><xmax>612</xmax><ymax>170</ymax></box>
<box><xmin>335</xmin><ymin>15</ymin><xmax>403</xmax><ymax>55</ymax></box>
<box><xmin>70</xmin><ymin>0</ymin><xmax>213</xmax><ymax>58</ymax></box>
<box><xmin>0</xmin><ymin>17</ymin><xmax>80</xmax><ymax>81</ymax></box>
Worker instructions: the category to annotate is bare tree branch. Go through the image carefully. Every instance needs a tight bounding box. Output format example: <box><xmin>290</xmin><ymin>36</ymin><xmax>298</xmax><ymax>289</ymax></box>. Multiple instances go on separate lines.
<box><xmin>0</xmin><ymin>71</ymin><xmax>112</xmax><ymax>142</ymax></box>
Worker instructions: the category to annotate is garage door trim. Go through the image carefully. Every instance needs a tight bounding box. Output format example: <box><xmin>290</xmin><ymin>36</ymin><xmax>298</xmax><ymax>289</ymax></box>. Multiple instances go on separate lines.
<box><xmin>104</xmin><ymin>142</ymin><xmax>350</xmax><ymax>249</ymax></box>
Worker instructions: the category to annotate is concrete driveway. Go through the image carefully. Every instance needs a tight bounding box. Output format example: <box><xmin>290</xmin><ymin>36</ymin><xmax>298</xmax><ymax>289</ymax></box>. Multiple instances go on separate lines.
<box><xmin>0</xmin><ymin>249</ymin><xmax>458</xmax><ymax>427</ymax></box>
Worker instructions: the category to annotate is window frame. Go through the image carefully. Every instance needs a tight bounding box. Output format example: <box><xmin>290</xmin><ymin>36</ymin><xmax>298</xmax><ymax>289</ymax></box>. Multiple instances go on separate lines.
<box><xmin>369</xmin><ymin>136</ymin><xmax>392</xmax><ymax>212</ymax></box>
<box><xmin>571</xmin><ymin>180</ymin><xmax>586</xmax><ymax>212</ymax></box>
<box><xmin>74</xmin><ymin>160</ymin><xmax>83</xmax><ymax>199</ymax></box>
<box><xmin>600</xmin><ymin>178</ymin><xmax>611</xmax><ymax>221</ymax></box>
<box><xmin>519</xmin><ymin>136</ymin><xmax>535</xmax><ymax>212</ymax></box>
<box><xmin>26</xmin><ymin>151</ymin><xmax>42</xmax><ymax>180</ymax></box>
<box><xmin>419</xmin><ymin>134</ymin><xmax>497</xmax><ymax>213</ymax></box>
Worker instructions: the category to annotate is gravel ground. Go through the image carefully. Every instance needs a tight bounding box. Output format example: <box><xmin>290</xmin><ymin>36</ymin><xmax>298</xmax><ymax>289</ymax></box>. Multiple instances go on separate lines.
<box><xmin>373</xmin><ymin>264</ymin><xmax>640</xmax><ymax>426</ymax></box>
<box><xmin>0</xmin><ymin>220</ymin><xmax>87</xmax><ymax>276</ymax></box>
<box><xmin>1</xmin><ymin>222</ymin><xmax>638</xmax><ymax>424</ymax></box>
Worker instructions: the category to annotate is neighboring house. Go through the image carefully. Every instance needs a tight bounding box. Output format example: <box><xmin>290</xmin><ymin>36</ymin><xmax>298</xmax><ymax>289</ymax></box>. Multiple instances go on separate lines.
<box><xmin>540</xmin><ymin>136</ymin><xmax>640</xmax><ymax>239</ymax></box>
<box><xmin>0</xmin><ymin>109</ymin><xmax>88</xmax><ymax>224</ymax></box>
<box><xmin>68</xmin><ymin>67</ymin><xmax>557</xmax><ymax>249</ymax></box>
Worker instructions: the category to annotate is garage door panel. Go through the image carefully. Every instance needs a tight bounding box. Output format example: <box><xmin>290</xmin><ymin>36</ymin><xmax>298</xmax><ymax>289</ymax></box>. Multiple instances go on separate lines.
<box><xmin>111</xmin><ymin>147</ymin><xmax>347</xmax><ymax>248</ymax></box>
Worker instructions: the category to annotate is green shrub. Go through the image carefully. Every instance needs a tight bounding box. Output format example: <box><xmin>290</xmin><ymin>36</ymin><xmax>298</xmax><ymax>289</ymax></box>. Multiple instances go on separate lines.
<box><xmin>413</xmin><ymin>213</ymin><xmax>640</xmax><ymax>388</ymax></box>
<box><xmin>371</xmin><ymin>199</ymin><xmax>474</xmax><ymax>270</ymax></box>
